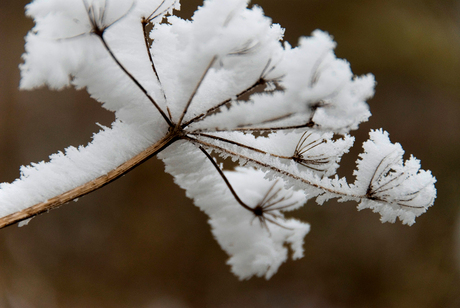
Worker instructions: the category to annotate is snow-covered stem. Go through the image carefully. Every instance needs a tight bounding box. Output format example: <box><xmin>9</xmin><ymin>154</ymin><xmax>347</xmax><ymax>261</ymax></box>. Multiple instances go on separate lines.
<box><xmin>1</xmin><ymin>0</ymin><xmax>436</xmax><ymax>279</ymax></box>
<box><xmin>184</xmin><ymin>135</ymin><xmax>360</xmax><ymax>198</ymax></box>
<box><xmin>180</xmin><ymin>76</ymin><xmax>266</xmax><ymax>129</ymax></box>
<box><xmin>198</xmin><ymin>146</ymin><xmax>253</xmax><ymax>212</ymax></box>
<box><xmin>92</xmin><ymin>16</ymin><xmax>174</xmax><ymax>127</ymax></box>
<box><xmin>176</xmin><ymin>56</ymin><xmax>218</xmax><ymax>127</ymax></box>
<box><xmin>0</xmin><ymin>132</ymin><xmax>178</xmax><ymax>229</ymax></box>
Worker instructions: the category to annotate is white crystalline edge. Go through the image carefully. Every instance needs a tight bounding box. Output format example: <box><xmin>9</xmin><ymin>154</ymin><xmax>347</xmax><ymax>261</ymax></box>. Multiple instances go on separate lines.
<box><xmin>159</xmin><ymin>141</ymin><xmax>310</xmax><ymax>280</ymax></box>
<box><xmin>152</xmin><ymin>0</ymin><xmax>284</xmax><ymax>123</ymax></box>
<box><xmin>353</xmin><ymin>130</ymin><xmax>437</xmax><ymax>225</ymax></box>
<box><xmin>191</xmin><ymin>57</ymin><xmax>374</xmax><ymax>134</ymax></box>
<box><xmin>196</xmin><ymin>130</ymin><xmax>356</xmax><ymax>197</ymax></box>
<box><xmin>200</xmin><ymin>130</ymin><xmax>355</xmax><ymax>177</ymax></box>
<box><xmin>195</xmin><ymin>129</ymin><xmax>436</xmax><ymax>225</ymax></box>
<box><xmin>21</xmin><ymin>0</ymin><xmax>176</xmax><ymax>123</ymax></box>
<box><xmin>0</xmin><ymin>120</ymin><xmax>165</xmax><ymax>218</ymax></box>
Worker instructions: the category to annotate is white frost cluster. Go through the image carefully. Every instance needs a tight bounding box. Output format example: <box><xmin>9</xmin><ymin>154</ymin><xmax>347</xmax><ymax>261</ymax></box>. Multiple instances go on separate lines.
<box><xmin>21</xmin><ymin>0</ymin><xmax>179</xmax><ymax>124</ymax></box>
<box><xmin>353</xmin><ymin>130</ymin><xmax>436</xmax><ymax>225</ymax></box>
<box><xmin>0</xmin><ymin>0</ymin><xmax>437</xmax><ymax>279</ymax></box>
<box><xmin>160</xmin><ymin>142</ymin><xmax>309</xmax><ymax>279</ymax></box>
<box><xmin>0</xmin><ymin>121</ymin><xmax>162</xmax><ymax>218</ymax></box>
<box><xmin>190</xmin><ymin>30</ymin><xmax>374</xmax><ymax>133</ymax></box>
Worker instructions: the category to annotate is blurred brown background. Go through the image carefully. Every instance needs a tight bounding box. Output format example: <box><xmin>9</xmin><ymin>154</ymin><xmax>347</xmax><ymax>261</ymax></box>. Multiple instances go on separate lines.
<box><xmin>1</xmin><ymin>0</ymin><xmax>459</xmax><ymax>307</ymax></box>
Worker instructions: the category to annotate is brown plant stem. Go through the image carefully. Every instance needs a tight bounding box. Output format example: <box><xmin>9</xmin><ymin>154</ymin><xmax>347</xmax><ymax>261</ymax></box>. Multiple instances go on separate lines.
<box><xmin>186</xmin><ymin>136</ymin><xmax>361</xmax><ymax>199</ymax></box>
<box><xmin>176</xmin><ymin>56</ymin><xmax>217</xmax><ymax>127</ymax></box>
<box><xmin>0</xmin><ymin>132</ymin><xmax>179</xmax><ymax>229</ymax></box>
<box><xmin>97</xmin><ymin>35</ymin><xmax>174</xmax><ymax>128</ymax></box>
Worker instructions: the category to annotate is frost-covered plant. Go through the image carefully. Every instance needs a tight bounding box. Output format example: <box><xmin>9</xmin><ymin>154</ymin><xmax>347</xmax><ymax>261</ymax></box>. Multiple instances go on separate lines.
<box><xmin>0</xmin><ymin>0</ymin><xmax>436</xmax><ymax>279</ymax></box>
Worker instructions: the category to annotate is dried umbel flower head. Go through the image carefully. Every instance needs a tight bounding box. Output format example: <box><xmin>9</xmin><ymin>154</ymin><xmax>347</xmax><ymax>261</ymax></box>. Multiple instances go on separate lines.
<box><xmin>0</xmin><ymin>0</ymin><xmax>436</xmax><ymax>279</ymax></box>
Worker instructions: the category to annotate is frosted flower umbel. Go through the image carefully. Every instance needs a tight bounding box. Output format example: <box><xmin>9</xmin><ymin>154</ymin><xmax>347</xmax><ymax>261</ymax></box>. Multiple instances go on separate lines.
<box><xmin>0</xmin><ymin>0</ymin><xmax>436</xmax><ymax>279</ymax></box>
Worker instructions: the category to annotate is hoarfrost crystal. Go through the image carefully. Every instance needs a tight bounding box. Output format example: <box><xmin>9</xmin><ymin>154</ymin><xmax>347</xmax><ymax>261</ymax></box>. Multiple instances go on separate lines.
<box><xmin>0</xmin><ymin>0</ymin><xmax>436</xmax><ymax>279</ymax></box>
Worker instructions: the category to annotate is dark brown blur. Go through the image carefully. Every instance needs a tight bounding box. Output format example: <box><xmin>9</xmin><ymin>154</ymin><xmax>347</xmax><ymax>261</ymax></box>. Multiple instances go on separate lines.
<box><xmin>1</xmin><ymin>0</ymin><xmax>459</xmax><ymax>307</ymax></box>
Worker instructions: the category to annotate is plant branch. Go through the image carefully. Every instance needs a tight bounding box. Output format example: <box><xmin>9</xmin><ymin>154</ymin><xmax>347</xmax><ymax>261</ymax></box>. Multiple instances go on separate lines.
<box><xmin>145</xmin><ymin>0</ymin><xmax>177</xmax><ymax>22</ymax></box>
<box><xmin>96</xmin><ymin>34</ymin><xmax>174</xmax><ymax>127</ymax></box>
<box><xmin>190</xmin><ymin>132</ymin><xmax>292</xmax><ymax>160</ymax></box>
<box><xmin>198</xmin><ymin>146</ymin><xmax>253</xmax><ymax>212</ymax></box>
<box><xmin>141</xmin><ymin>18</ymin><xmax>171</xmax><ymax>119</ymax></box>
<box><xmin>176</xmin><ymin>56</ymin><xmax>217</xmax><ymax>127</ymax></box>
<box><xmin>0</xmin><ymin>133</ymin><xmax>179</xmax><ymax>229</ymax></box>
<box><xmin>186</xmin><ymin>136</ymin><xmax>361</xmax><ymax>199</ymax></box>
<box><xmin>202</xmin><ymin>120</ymin><xmax>316</xmax><ymax>133</ymax></box>
<box><xmin>192</xmin><ymin>132</ymin><xmax>331</xmax><ymax>173</ymax></box>
<box><xmin>198</xmin><ymin>146</ymin><xmax>294</xmax><ymax>232</ymax></box>
<box><xmin>181</xmin><ymin>77</ymin><xmax>266</xmax><ymax>129</ymax></box>
<box><xmin>258</xmin><ymin>113</ymin><xmax>295</xmax><ymax>125</ymax></box>
<box><xmin>181</xmin><ymin>58</ymin><xmax>280</xmax><ymax>129</ymax></box>
<box><xmin>142</xmin><ymin>19</ymin><xmax>162</xmax><ymax>87</ymax></box>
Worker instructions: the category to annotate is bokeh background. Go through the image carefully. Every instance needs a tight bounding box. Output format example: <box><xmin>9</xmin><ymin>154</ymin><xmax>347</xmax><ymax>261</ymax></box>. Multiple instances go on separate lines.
<box><xmin>1</xmin><ymin>0</ymin><xmax>459</xmax><ymax>307</ymax></box>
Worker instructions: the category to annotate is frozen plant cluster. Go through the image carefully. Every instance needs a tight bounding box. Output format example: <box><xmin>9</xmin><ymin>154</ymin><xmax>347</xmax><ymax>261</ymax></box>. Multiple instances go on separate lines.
<box><xmin>0</xmin><ymin>0</ymin><xmax>436</xmax><ymax>279</ymax></box>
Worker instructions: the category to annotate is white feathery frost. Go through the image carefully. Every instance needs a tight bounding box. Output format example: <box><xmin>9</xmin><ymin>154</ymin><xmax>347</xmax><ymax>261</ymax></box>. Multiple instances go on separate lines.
<box><xmin>0</xmin><ymin>0</ymin><xmax>436</xmax><ymax>279</ymax></box>
<box><xmin>353</xmin><ymin>130</ymin><xmax>436</xmax><ymax>225</ymax></box>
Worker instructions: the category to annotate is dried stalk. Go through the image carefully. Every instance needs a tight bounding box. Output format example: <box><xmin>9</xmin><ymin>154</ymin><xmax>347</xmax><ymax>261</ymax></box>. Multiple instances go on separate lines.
<box><xmin>0</xmin><ymin>132</ymin><xmax>178</xmax><ymax>229</ymax></box>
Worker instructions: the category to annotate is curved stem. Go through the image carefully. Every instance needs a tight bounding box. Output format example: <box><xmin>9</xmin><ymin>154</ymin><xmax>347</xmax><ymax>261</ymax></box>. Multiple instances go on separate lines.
<box><xmin>0</xmin><ymin>133</ymin><xmax>179</xmax><ymax>229</ymax></box>
<box><xmin>198</xmin><ymin>146</ymin><xmax>253</xmax><ymax>212</ymax></box>
<box><xmin>97</xmin><ymin>35</ymin><xmax>174</xmax><ymax>127</ymax></box>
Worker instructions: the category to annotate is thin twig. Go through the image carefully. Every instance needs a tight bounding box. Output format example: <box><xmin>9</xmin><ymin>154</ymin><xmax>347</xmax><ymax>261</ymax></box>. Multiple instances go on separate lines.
<box><xmin>198</xmin><ymin>146</ymin><xmax>253</xmax><ymax>212</ymax></box>
<box><xmin>186</xmin><ymin>136</ymin><xmax>361</xmax><ymax>199</ymax></box>
<box><xmin>199</xmin><ymin>146</ymin><xmax>294</xmax><ymax>232</ymax></box>
<box><xmin>181</xmin><ymin>77</ymin><xmax>265</xmax><ymax>129</ymax></box>
<box><xmin>81</xmin><ymin>0</ymin><xmax>173</xmax><ymax>127</ymax></box>
<box><xmin>366</xmin><ymin>151</ymin><xmax>399</xmax><ymax>196</ymax></box>
<box><xmin>176</xmin><ymin>56</ymin><xmax>217</xmax><ymax>127</ymax></box>
<box><xmin>202</xmin><ymin>121</ymin><xmax>316</xmax><ymax>133</ymax></box>
<box><xmin>142</xmin><ymin>20</ymin><xmax>162</xmax><ymax>86</ymax></box>
<box><xmin>145</xmin><ymin>0</ymin><xmax>177</xmax><ymax>22</ymax></box>
<box><xmin>182</xmin><ymin>58</ymin><xmax>281</xmax><ymax>129</ymax></box>
<box><xmin>190</xmin><ymin>132</ymin><xmax>293</xmax><ymax>160</ymax></box>
<box><xmin>97</xmin><ymin>36</ymin><xmax>174</xmax><ymax>127</ymax></box>
<box><xmin>258</xmin><ymin>113</ymin><xmax>295</xmax><ymax>125</ymax></box>
<box><xmin>142</xmin><ymin>17</ymin><xmax>170</xmax><ymax>119</ymax></box>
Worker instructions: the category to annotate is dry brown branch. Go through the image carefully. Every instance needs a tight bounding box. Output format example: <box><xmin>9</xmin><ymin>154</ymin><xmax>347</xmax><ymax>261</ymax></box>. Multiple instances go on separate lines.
<box><xmin>0</xmin><ymin>132</ymin><xmax>178</xmax><ymax>229</ymax></box>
